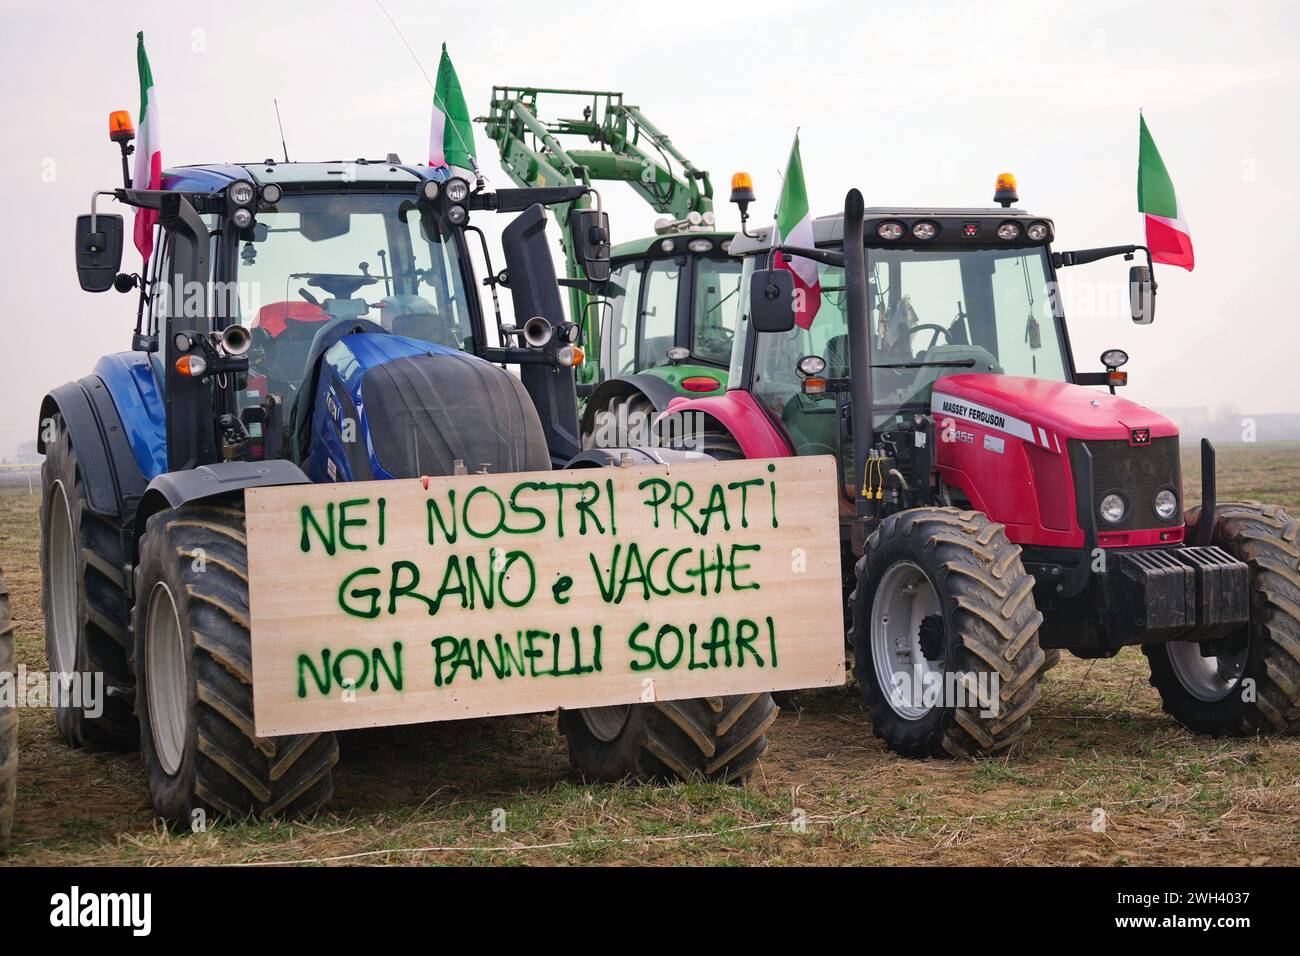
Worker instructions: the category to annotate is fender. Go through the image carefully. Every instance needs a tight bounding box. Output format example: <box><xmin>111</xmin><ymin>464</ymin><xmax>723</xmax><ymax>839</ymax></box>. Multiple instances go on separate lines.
<box><xmin>580</xmin><ymin>373</ymin><xmax>683</xmax><ymax>440</ymax></box>
<box><xmin>37</xmin><ymin>375</ymin><xmax>148</xmax><ymax>525</ymax></box>
<box><xmin>132</xmin><ymin>460</ymin><xmax>311</xmax><ymax>548</ymax></box>
<box><xmin>659</xmin><ymin>391</ymin><xmax>793</xmax><ymax>460</ymax></box>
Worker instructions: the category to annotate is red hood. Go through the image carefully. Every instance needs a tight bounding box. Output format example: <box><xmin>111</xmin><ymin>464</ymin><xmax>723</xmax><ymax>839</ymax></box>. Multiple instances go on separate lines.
<box><xmin>932</xmin><ymin>374</ymin><xmax>1177</xmax><ymax>448</ymax></box>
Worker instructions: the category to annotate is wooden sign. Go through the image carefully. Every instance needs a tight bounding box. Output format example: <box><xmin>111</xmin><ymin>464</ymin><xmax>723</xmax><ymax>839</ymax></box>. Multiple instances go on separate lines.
<box><xmin>245</xmin><ymin>456</ymin><xmax>845</xmax><ymax>736</ymax></box>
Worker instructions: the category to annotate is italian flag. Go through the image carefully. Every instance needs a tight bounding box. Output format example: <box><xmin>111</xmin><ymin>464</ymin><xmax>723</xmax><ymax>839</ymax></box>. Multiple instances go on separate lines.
<box><xmin>429</xmin><ymin>43</ymin><xmax>476</xmax><ymax>182</ymax></box>
<box><xmin>774</xmin><ymin>134</ymin><xmax>821</xmax><ymax>329</ymax></box>
<box><xmin>1138</xmin><ymin>114</ymin><xmax>1194</xmax><ymax>271</ymax></box>
<box><xmin>132</xmin><ymin>32</ymin><xmax>162</xmax><ymax>261</ymax></box>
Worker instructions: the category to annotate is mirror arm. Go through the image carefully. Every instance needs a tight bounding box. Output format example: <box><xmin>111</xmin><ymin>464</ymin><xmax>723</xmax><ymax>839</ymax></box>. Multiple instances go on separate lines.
<box><xmin>773</xmin><ymin>244</ymin><xmax>845</xmax><ymax>268</ymax></box>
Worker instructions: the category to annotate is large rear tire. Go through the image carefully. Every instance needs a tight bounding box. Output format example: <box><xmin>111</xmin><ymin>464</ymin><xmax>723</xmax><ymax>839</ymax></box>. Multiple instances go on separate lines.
<box><xmin>133</xmin><ymin>502</ymin><xmax>338</xmax><ymax>825</ymax></box>
<box><xmin>560</xmin><ymin>693</ymin><xmax>777</xmax><ymax>784</ymax></box>
<box><xmin>1</xmin><ymin>569</ymin><xmax>16</xmax><ymax>844</ymax></box>
<box><xmin>39</xmin><ymin>414</ymin><xmax>137</xmax><ymax>749</ymax></box>
<box><xmin>851</xmin><ymin>508</ymin><xmax>1046</xmax><ymax>757</ymax></box>
<box><xmin>582</xmin><ymin>393</ymin><xmax>657</xmax><ymax>450</ymax></box>
<box><xmin>1145</xmin><ymin>501</ymin><xmax>1300</xmax><ymax>736</ymax></box>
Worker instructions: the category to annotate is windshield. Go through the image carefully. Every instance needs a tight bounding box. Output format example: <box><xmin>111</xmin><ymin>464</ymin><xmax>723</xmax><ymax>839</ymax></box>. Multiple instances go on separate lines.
<box><xmin>235</xmin><ymin>194</ymin><xmax>473</xmax><ymax>395</ymax></box>
<box><xmin>738</xmin><ymin>245</ymin><xmax>1067</xmax><ymax>452</ymax></box>
<box><xmin>598</xmin><ymin>253</ymin><xmax>740</xmax><ymax>380</ymax></box>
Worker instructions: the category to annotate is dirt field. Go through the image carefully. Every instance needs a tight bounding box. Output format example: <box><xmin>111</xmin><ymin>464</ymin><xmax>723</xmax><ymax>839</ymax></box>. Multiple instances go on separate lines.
<box><xmin>2</xmin><ymin>444</ymin><xmax>1298</xmax><ymax>866</ymax></box>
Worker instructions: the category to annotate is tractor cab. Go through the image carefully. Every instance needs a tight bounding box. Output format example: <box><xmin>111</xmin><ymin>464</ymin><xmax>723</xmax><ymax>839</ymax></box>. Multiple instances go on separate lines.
<box><xmin>725</xmin><ymin>204</ymin><xmax>1072</xmax><ymax>479</ymax></box>
<box><xmin>597</xmin><ymin>230</ymin><xmax>739</xmax><ymax>388</ymax></box>
<box><xmin>70</xmin><ymin>158</ymin><xmax>604</xmax><ymax>486</ymax></box>
<box><xmin>657</xmin><ymin>178</ymin><xmax>1291</xmax><ymax>760</ymax></box>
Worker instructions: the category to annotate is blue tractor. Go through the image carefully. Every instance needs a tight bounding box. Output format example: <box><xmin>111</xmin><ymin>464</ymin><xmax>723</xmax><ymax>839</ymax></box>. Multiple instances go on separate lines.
<box><xmin>43</xmin><ymin>120</ymin><xmax>776</xmax><ymax>824</ymax></box>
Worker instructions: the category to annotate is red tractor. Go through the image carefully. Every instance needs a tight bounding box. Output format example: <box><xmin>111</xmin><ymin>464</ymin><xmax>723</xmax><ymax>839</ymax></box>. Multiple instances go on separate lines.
<box><xmin>659</xmin><ymin>179</ymin><xmax>1300</xmax><ymax>756</ymax></box>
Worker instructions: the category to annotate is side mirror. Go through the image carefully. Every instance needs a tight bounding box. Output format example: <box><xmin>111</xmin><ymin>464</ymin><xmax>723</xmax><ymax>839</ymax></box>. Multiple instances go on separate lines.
<box><xmin>1129</xmin><ymin>265</ymin><xmax>1155</xmax><ymax>325</ymax></box>
<box><xmin>75</xmin><ymin>213</ymin><xmax>124</xmax><ymax>293</ymax></box>
<box><xmin>568</xmin><ymin>208</ymin><xmax>611</xmax><ymax>283</ymax></box>
<box><xmin>749</xmin><ymin>268</ymin><xmax>796</xmax><ymax>333</ymax></box>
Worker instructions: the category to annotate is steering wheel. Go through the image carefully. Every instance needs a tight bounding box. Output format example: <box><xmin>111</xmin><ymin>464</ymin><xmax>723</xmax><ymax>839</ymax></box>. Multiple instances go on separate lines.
<box><xmin>290</xmin><ymin>272</ymin><xmax>379</xmax><ymax>299</ymax></box>
<box><xmin>906</xmin><ymin>323</ymin><xmax>952</xmax><ymax>355</ymax></box>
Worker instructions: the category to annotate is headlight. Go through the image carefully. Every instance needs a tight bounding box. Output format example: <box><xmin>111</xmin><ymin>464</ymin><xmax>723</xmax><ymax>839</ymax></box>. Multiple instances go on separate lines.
<box><xmin>687</xmin><ymin>238</ymin><xmax>713</xmax><ymax>253</ymax></box>
<box><xmin>911</xmin><ymin>221</ymin><xmax>939</xmax><ymax>240</ymax></box>
<box><xmin>446</xmin><ymin>204</ymin><xmax>467</xmax><ymax>226</ymax></box>
<box><xmin>997</xmin><ymin>221</ymin><xmax>1022</xmax><ymax>241</ymax></box>
<box><xmin>231</xmin><ymin>207</ymin><xmax>254</xmax><ymax>228</ymax></box>
<box><xmin>260</xmin><ymin>183</ymin><xmax>282</xmax><ymax>204</ymax></box>
<box><xmin>422</xmin><ymin>180</ymin><xmax>440</xmax><ymax>200</ymax></box>
<box><xmin>877</xmin><ymin>221</ymin><xmax>905</xmax><ymax>241</ymax></box>
<box><xmin>229</xmin><ymin>181</ymin><xmax>256</xmax><ymax>206</ymax></box>
<box><xmin>1099</xmin><ymin>493</ymin><xmax>1127</xmax><ymax>525</ymax></box>
<box><xmin>1027</xmin><ymin>221</ymin><xmax>1050</xmax><ymax>241</ymax></box>
<box><xmin>1154</xmin><ymin>489</ymin><xmax>1179</xmax><ymax>520</ymax></box>
<box><xmin>444</xmin><ymin>178</ymin><xmax>470</xmax><ymax>203</ymax></box>
<box><xmin>659</xmin><ymin>238</ymin><xmax>675</xmax><ymax>253</ymax></box>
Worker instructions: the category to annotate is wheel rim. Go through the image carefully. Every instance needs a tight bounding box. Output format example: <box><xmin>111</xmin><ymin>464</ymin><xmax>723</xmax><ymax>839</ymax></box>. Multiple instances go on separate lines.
<box><xmin>145</xmin><ymin>582</ymin><xmax>189</xmax><ymax>775</ymax></box>
<box><xmin>1167</xmin><ymin>637</ymin><xmax>1248</xmax><ymax>703</ymax></box>
<box><xmin>46</xmin><ymin>480</ymin><xmax>78</xmax><ymax>674</ymax></box>
<box><xmin>580</xmin><ymin>705</ymin><xmax>631</xmax><ymax>742</ymax></box>
<box><xmin>871</xmin><ymin>561</ymin><xmax>944</xmax><ymax>720</ymax></box>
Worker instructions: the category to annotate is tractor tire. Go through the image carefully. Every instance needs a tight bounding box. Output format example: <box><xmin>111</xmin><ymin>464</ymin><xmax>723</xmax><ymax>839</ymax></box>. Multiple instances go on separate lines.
<box><xmin>1</xmin><ymin>569</ymin><xmax>16</xmax><ymax>844</ymax></box>
<box><xmin>559</xmin><ymin>693</ymin><xmax>778</xmax><ymax>784</ymax></box>
<box><xmin>39</xmin><ymin>414</ymin><xmax>137</xmax><ymax>750</ymax></box>
<box><xmin>1145</xmin><ymin>501</ymin><xmax>1300</xmax><ymax>736</ymax></box>
<box><xmin>851</xmin><ymin>507</ymin><xmax>1046</xmax><ymax>758</ymax></box>
<box><xmin>582</xmin><ymin>393</ymin><xmax>656</xmax><ymax>450</ymax></box>
<box><xmin>132</xmin><ymin>502</ymin><xmax>338</xmax><ymax>825</ymax></box>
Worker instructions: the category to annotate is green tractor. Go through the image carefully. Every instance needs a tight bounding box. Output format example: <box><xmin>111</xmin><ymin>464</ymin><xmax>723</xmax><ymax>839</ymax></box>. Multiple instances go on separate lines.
<box><xmin>479</xmin><ymin>88</ymin><xmax>740</xmax><ymax>446</ymax></box>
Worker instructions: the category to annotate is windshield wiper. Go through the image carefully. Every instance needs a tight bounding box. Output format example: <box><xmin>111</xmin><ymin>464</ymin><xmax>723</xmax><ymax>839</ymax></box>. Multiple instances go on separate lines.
<box><xmin>870</xmin><ymin>359</ymin><xmax>977</xmax><ymax>369</ymax></box>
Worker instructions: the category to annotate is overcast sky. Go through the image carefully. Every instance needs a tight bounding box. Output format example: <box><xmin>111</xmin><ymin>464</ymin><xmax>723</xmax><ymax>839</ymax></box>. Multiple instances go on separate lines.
<box><xmin>1</xmin><ymin>0</ymin><xmax>1296</xmax><ymax>457</ymax></box>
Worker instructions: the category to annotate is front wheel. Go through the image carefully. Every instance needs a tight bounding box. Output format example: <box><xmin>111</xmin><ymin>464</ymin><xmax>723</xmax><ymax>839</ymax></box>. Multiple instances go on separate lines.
<box><xmin>1145</xmin><ymin>501</ymin><xmax>1300</xmax><ymax>736</ymax></box>
<box><xmin>133</xmin><ymin>502</ymin><xmax>338</xmax><ymax>825</ymax></box>
<box><xmin>560</xmin><ymin>693</ymin><xmax>777</xmax><ymax>784</ymax></box>
<box><xmin>851</xmin><ymin>508</ymin><xmax>1046</xmax><ymax>758</ymax></box>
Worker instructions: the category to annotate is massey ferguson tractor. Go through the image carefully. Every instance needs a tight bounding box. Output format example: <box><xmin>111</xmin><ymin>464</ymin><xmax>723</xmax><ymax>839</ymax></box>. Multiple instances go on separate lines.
<box><xmin>40</xmin><ymin>112</ymin><xmax>775</xmax><ymax>824</ymax></box>
<box><xmin>660</xmin><ymin>176</ymin><xmax>1300</xmax><ymax>757</ymax></box>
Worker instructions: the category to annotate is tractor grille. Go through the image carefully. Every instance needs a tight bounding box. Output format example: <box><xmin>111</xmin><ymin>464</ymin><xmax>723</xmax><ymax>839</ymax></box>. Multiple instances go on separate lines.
<box><xmin>1068</xmin><ymin>436</ymin><xmax>1182</xmax><ymax>533</ymax></box>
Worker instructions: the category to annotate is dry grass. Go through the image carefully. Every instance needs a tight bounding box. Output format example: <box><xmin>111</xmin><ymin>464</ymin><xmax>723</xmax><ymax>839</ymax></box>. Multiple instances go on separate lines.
<box><xmin>1</xmin><ymin>443</ymin><xmax>1298</xmax><ymax>866</ymax></box>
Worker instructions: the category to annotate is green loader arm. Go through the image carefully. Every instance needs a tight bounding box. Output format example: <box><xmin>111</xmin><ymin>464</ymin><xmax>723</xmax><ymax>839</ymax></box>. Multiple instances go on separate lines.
<box><xmin>478</xmin><ymin>87</ymin><xmax>715</xmax><ymax>384</ymax></box>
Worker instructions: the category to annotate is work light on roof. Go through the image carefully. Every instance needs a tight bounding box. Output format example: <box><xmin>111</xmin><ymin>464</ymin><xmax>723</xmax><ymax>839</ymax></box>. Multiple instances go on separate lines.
<box><xmin>229</xmin><ymin>181</ymin><xmax>256</xmax><ymax>206</ymax></box>
<box><xmin>445</xmin><ymin>178</ymin><xmax>470</xmax><ymax>203</ymax></box>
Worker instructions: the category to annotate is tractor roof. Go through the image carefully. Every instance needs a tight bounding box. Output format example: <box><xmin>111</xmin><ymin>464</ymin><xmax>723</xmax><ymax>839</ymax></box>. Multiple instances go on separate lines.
<box><xmin>611</xmin><ymin>230</ymin><xmax>734</xmax><ymax>260</ymax></box>
<box><xmin>728</xmin><ymin>206</ymin><xmax>1044</xmax><ymax>256</ymax></box>
<box><xmin>160</xmin><ymin>160</ymin><xmax>436</xmax><ymax>194</ymax></box>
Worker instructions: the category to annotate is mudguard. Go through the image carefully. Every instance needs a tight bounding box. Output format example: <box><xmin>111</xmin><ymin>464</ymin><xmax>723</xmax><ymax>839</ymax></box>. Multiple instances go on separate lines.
<box><xmin>37</xmin><ymin>373</ymin><xmax>150</xmax><ymax>525</ymax></box>
<box><xmin>580</xmin><ymin>372</ymin><xmax>687</xmax><ymax>441</ymax></box>
<box><xmin>132</xmin><ymin>460</ymin><xmax>310</xmax><ymax>546</ymax></box>
<box><xmin>659</xmin><ymin>391</ymin><xmax>792</xmax><ymax>460</ymax></box>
